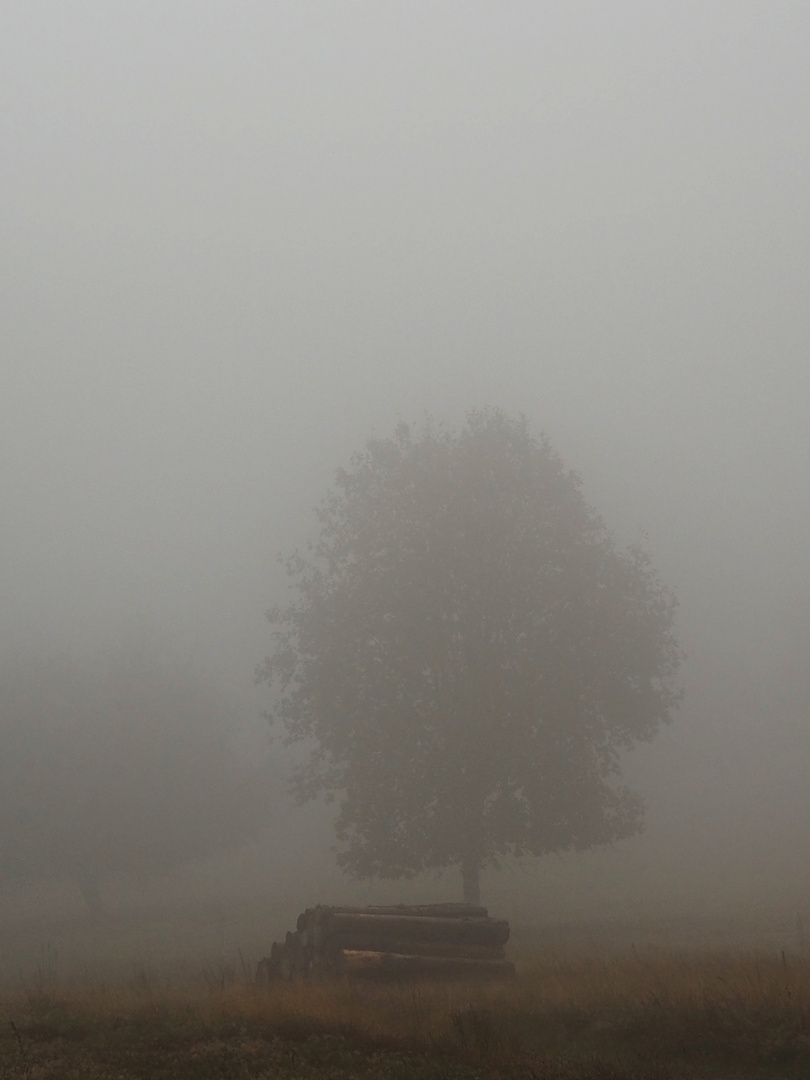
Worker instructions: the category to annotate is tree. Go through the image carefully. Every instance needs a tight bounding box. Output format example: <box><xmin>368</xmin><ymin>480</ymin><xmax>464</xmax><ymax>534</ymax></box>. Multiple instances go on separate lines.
<box><xmin>0</xmin><ymin>636</ymin><xmax>273</xmax><ymax>915</ymax></box>
<box><xmin>259</xmin><ymin>409</ymin><xmax>681</xmax><ymax>904</ymax></box>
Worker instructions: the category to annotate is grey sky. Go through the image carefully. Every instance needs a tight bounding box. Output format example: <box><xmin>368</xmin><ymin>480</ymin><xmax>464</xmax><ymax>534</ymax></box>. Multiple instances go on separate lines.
<box><xmin>2</xmin><ymin>1</ymin><xmax>809</xmax><ymax>677</ymax></box>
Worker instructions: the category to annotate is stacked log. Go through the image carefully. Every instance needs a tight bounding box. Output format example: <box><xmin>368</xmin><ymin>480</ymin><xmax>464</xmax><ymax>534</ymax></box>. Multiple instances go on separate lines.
<box><xmin>256</xmin><ymin>903</ymin><xmax>514</xmax><ymax>983</ymax></box>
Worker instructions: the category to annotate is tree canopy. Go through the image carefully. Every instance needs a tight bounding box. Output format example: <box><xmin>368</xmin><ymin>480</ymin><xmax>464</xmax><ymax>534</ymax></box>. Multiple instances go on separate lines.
<box><xmin>260</xmin><ymin>409</ymin><xmax>681</xmax><ymax>903</ymax></box>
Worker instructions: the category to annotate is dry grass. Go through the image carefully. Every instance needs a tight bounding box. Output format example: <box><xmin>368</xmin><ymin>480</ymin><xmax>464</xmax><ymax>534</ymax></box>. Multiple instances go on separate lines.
<box><xmin>2</xmin><ymin>947</ymin><xmax>810</xmax><ymax>1077</ymax></box>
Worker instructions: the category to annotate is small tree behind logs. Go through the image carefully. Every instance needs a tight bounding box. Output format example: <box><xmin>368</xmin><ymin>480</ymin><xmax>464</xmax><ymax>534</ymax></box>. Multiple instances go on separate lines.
<box><xmin>256</xmin><ymin>903</ymin><xmax>514</xmax><ymax>983</ymax></box>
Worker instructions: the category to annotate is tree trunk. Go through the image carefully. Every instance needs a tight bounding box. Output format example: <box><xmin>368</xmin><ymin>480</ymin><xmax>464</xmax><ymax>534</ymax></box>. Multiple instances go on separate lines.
<box><xmin>461</xmin><ymin>854</ymin><xmax>481</xmax><ymax>905</ymax></box>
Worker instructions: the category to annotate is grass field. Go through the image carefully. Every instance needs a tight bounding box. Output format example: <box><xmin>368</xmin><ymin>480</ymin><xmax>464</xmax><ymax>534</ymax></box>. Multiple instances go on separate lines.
<box><xmin>2</xmin><ymin>945</ymin><xmax>810</xmax><ymax>1078</ymax></box>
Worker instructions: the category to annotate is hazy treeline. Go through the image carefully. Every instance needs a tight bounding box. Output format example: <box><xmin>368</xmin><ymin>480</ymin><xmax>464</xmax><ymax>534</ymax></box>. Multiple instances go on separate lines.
<box><xmin>0</xmin><ymin>633</ymin><xmax>274</xmax><ymax>914</ymax></box>
<box><xmin>2</xmin><ymin>548</ymin><xmax>808</xmax><ymax>926</ymax></box>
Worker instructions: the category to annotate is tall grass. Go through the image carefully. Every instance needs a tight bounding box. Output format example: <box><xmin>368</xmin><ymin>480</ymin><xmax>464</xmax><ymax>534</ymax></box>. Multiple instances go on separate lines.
<box><xmin>3</xmin><ymin>947</ymin><xmax>810</xmax><ymax>1076</ymax></box>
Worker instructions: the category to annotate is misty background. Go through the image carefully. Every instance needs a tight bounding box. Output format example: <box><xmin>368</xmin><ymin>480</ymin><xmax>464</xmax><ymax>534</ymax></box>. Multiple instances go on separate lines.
<box><xmin>2</xmin><ymin>1</ymin><xmax>809</xmax><ymax>938</ymax></box>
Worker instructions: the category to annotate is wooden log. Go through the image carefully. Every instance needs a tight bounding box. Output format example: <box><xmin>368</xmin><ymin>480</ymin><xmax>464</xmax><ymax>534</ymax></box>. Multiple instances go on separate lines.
<box><xmin>321</xmin><ymin>904</ymin><xmax>489</xmax><ymax>919</ymax></box>
<box><xmin>307</xmin><ymin>904</ymin><xmax>492</xmax><ymax>954</ymax></box>
<box><xmin>335</xmin><ymin>949</ymin><xmax>515</xmax><ymax>981</ymax></box>
<box><xmin>324</xmin><ymin>935</ymin><xmax>505</xmax><ymax>961</ymax></box>
<box><xmin>298</xmin><ymin>908</ymin><xmax>319</xmax><ymax>948</ymax></box>
<box><xmin>275</xmin><ymin>904</ymin><xmax>514</xmax><ymax>983</ymax></box>
<box><xmin>316</xmin><ymin>912</ymin><xmax>509</xmax><ymax>949</ymax></box>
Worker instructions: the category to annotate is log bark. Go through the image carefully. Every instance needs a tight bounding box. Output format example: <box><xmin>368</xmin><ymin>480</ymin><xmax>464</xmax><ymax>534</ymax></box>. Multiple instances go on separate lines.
<box><xmin>335</xmin><ymin>949</ymin><xmax>515</xmax><ymax>980</ymax></box>
<box><xmin>317</xmin><ymin>912</ymin><xmax>509</xmax><ymax>949</ymax></box>
<box><xmin>322</xmin><ymin>903</ymin><xmax>489</xmax><ymax>919</ymax></box>
<box><xmin>257</xmin><ymin>902</ymin><xmax>513</xmax><ymax>985</ymax></box>
<box><xmin>324</xmin><ymin>936</ymin><xmax>505</xmax><ymax>960</ymax></box>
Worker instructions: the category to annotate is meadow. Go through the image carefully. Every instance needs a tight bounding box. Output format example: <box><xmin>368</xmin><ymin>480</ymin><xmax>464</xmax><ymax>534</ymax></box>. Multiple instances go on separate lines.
<box><xmin>2</xmin><ymin>909</ymin><xmax>810</xmax><ymax>1079</ymax></box>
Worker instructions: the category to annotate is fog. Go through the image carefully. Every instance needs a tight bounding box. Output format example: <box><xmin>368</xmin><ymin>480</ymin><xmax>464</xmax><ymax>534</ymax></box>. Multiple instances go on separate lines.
<box><xmin>2</xmin><ymin>1</ymin><xmax>810</xmax><ymax>941</ymax></box>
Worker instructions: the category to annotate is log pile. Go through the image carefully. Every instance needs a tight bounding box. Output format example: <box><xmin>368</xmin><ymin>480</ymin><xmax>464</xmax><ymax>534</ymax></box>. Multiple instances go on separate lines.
<box><xmin>256</xmin><ymin>903</ymin><xmax>514</xmax><ymax>983</ymax></box>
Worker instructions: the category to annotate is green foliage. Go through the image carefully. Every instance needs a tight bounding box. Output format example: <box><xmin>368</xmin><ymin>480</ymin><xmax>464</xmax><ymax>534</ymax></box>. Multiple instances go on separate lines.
<box><xmin>260</xmin><ymin>409</ymin><xmax>681</xmax><ymax>896</ymax></box>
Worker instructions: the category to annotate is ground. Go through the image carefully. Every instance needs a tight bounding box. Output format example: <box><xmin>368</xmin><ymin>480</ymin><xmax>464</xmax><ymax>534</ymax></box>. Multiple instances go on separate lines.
<box><xmin>2</xmin><ymin>945</ymin><xmax>810</xmax><ymax>1078</ymax></box>
<box><xmin>1</xmin><ymin>898</ymin><xmax>808</xmax><ymax>1078</ymax></box>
